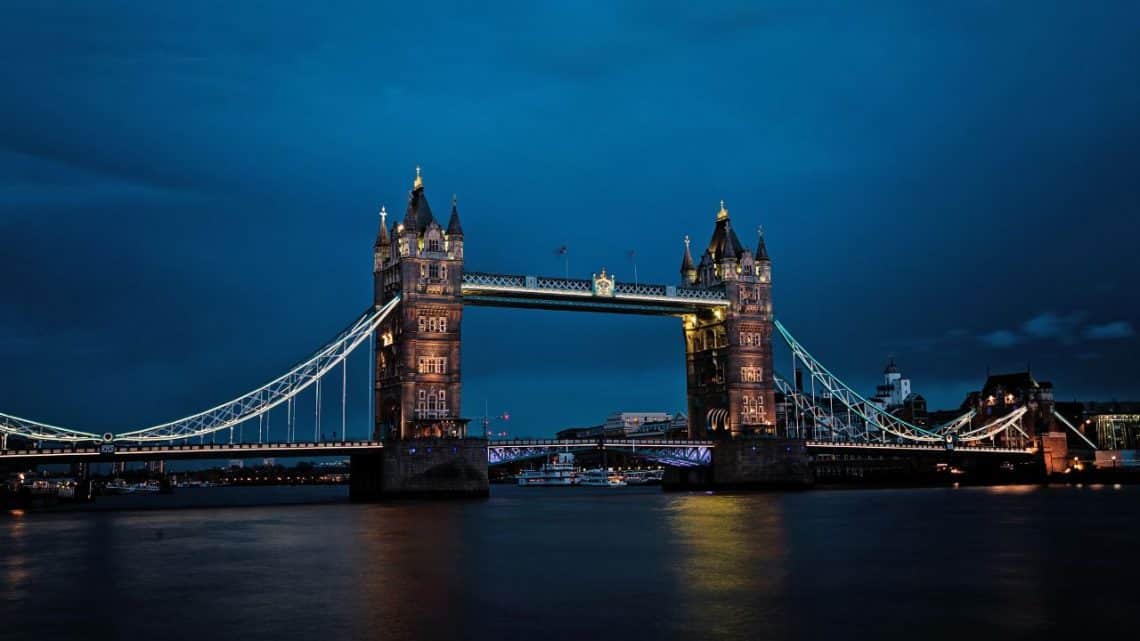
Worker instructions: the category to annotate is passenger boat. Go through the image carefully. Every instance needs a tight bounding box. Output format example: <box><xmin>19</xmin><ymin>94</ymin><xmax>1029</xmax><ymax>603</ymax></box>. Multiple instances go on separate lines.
<box><xmin>621</xmin><ymin>469</ymin><xmax>664</xmax><ymax>485</ymax></box>
<box><xmin>517</xmin><ymin>453</ymin><xmax>579</xmax><ymax>486</ymax></box>
<box><xmin>579</xmin><ymin>468</ymin><xmax>626</xmax><ymax>487</ymax></box>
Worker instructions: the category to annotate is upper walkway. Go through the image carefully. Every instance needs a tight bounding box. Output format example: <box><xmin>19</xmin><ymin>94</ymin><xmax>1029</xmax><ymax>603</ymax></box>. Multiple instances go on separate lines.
<box><xmin>461</xmin><ymin>272</ymin><xmax>729</xmax><ymax>315</ymax></box>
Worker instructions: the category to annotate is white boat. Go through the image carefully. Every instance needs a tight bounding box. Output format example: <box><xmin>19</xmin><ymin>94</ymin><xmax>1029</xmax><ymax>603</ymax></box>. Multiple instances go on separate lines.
<box><xmin>621</xmin><ymin>469</ymin><xmax>664</xmax><ymax>485</ymax></box>
<box><xmin>579</xmin><ymin>468</ymin><xmax>626</xmax><ymax>487</ymax></box>
<box><xmin>517</xmin><ymin>453</ymin><xmax>579</xmax><ymax>486</ymax></box>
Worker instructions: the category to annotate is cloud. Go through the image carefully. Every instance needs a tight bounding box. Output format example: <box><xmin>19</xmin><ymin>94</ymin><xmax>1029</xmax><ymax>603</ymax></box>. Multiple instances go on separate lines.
<box><xmin>980</xmin><ymin>330</ymin><xmax>1022</xmax><ymax>348</ymax></box>
<box><xmin>1083</xmin><ymin>321</ymin><xmax>1134</xmax><ymax>340</ymax></box>
<box><xmin>1021</xmin><ymin>311</ymin><xmax>1084</xmax><ymax>340</ymax></box>
<box><xmin>981</xmin><ymin>312</ymin><xmax>1133</xmax><ymax>348</ymax></box>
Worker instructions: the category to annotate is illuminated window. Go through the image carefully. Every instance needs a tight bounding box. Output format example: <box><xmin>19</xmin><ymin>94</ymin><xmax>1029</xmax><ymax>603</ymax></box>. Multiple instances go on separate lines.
<box><xmin>441</xmin><ymin>264</ymin><xmax>448</xmax><ymax>278</ymax></box>
<box><xmin>418</xmin><ymin>315</ymin><xmax>449</xmax><ymax>333</ymax></box>
<box><xmin>418</xmin><ymin>357</ymin><xmax>448</xmax><ymax>374</ymax></box>
<box><xmin>742</xmin><ymin>395</ymin><xmax>765</xmax><ymax>424</ymax></box>
<box><xmin>429</xmin><ymin>263</ymin><xmax>440</xmax><ymax>279</ymax></box>
<box><xmin>428</xmin><ymin>239</ymin><xmax>442</xmax><ymax>252</ymax></box>
<box><xmin>741</xmin><ymin>367</ymin><xmax>762</xmax><ymax>383</ymax></box>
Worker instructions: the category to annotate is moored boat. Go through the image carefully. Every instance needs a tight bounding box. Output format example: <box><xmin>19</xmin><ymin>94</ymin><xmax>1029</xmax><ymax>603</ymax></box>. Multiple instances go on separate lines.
<box><xmin>579</xmin><ymin>468</ymin><xmax>626</xmax><ymax>487</ymax></box>
<box><xmin>517</xmin><ymin>453</ymin><xmax>579</xmax><ymax>486</ymax></box>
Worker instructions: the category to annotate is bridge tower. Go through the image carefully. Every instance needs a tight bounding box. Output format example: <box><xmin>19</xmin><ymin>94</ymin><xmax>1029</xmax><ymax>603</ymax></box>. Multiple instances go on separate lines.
<box><xmin>680</xmin><ymin>201</ymin><xmax>775</xmax><ymax>438</ymax></box>
<box><xmin>372</xmin><ymin>167</ymin><xmax>469</xmax><ymax>440</ymax></box>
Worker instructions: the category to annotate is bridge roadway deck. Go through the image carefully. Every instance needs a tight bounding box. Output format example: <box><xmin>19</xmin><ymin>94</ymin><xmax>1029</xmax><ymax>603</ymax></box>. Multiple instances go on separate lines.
<box><xmin>0</xmin><ymin>438</ymin><xmax>1034</xmax><ymax>464</ymax></box>
<box><xmin>0</xmin><ymin>441</ymin><xmax>385</xmax><ymax>464</ymax></box>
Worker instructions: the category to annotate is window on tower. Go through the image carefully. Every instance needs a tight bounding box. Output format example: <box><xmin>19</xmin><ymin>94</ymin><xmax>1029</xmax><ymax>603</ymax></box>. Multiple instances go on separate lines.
<box><xmin>418</xmin><ymin>315</ymin><xmax>449</xmax><ymax>333</ymax></box>
<box><xmin>742</xmin><ymin>395</ymin><xmax>765</xmax><ymax>424</ymax></box>
<box><xmin>417</xmin><ymin>357</ymin><xmax>448</xmax><ymax>374</ymax></box>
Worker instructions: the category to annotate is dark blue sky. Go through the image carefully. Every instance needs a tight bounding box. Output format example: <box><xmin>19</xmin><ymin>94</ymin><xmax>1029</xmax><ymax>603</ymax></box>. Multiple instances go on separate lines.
<box><xmin>2</xmin><ymin>2</ymin><xmax>1138</xmax><ymax>438</ymax></box>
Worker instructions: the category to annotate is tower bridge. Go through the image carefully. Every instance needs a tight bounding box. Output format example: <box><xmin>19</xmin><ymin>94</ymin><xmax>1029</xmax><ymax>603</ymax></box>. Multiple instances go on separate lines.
<box><xmin>0</xmin><ymin>167</ymin><xmax>1071</xmax><ymax>497</ymax></box>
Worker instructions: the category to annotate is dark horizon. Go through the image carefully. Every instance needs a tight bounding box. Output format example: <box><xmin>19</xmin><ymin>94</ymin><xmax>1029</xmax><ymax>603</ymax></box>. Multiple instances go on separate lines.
<box><xmin>2</xmin><ymin>2</ymin><xmax>1138</xmax><ymax>436</ymax></box>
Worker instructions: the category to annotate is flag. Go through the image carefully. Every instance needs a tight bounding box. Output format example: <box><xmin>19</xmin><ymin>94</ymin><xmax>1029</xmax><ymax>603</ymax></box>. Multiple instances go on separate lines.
<box><xmin>555</xmin><ymin>245</ymin><xmax>568</xmax><ymax>256</ymax></box>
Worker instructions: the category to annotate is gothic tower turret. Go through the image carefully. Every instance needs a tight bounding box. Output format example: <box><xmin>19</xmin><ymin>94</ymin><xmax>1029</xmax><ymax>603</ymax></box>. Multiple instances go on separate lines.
<box><xmin>681</xmin><ymin>200</ymin><xmax>775</xmax><ymax>438</ymax></box>
<box><xmin>679</xmin><ymin>235</ymin><xmax>697</xmax><ymax>285</ymax></box>
<box><xmin>373</xmin><ymin>167</ymin><xmax>468</xmax><ymax>440</ymax></box>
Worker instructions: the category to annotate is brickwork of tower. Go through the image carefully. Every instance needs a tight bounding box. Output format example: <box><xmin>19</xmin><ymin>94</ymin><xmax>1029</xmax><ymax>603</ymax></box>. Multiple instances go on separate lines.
<box><xmin>680</xmin><ymin>201</ymin><xmax>775</xmax><ymax>439</ymax></box>
<box><xmin>372</xmin><ymin>168</ymin><xmax>468</xmax><ymax>440</ymax></box>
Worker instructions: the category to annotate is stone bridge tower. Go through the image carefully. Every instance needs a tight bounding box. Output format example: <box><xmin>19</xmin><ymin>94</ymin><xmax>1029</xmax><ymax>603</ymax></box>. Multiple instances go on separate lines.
<box><xmin>680</xmin><ymin>201</ymin><xmax>775</xmax><ymax>438</ymax></box>
<box><xmin>372</xmin><ymin>168</ymin><xmax>469</xmax><ymax>440</ymax></box>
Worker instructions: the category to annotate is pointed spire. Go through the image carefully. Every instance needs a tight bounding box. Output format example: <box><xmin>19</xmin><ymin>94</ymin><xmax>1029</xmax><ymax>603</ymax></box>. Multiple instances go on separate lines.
<box><xmin>403</xmin><ymin>166</ymin><xmax>435</xmax><ymax>232</ymax></box>
<box><xmin>755</xmin><ymin>224</ymin><xmax>769</xmax><ymax>261</ymax></box>
<box><xmin>680</xmin><ymin>234</ymin><xmax>695</xmax><ymax>277</ymax></box>
<box><xmin>717</xmin><ymin>199</ymin><xmax>729</xmax><ymax>221</ymax></box>
<box><xmin>375</xmin><ymin>205</ymin><xmax>390</xmax><ymax>247</ymax></box>
<box><xmin>722</xmin><ymin>220</ymin><xmax>737</xmax><ymax>260</ymax></box>
<box><xmin>447</xmin><ymin>193</ymin><xmax>464</xmax><ymax>237</ymax></box>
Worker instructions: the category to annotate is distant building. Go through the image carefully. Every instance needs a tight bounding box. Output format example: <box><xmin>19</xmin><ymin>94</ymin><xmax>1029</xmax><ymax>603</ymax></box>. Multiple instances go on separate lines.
<box><xmin>867</xmin><ymin>359</ymin><xmax>928</xmax><ymax>426</ymax></box>
<box><xmin>227</xmin><ymin>459</ymin><xmax>244</xmax><ymax>469</ymax></box>
<box><xmin>555</xmin><ymin>412</ymin><xmax>687</xmax><ymax>439</ymax></box>
<box><xmin>895</xmin><ymin>394</ymin><xmax>929</xmax><ymax>428</ymax></box>
<box><xmin>630</xmin><ymin>414</ymin><xmax>688</xmax><ymax>438</ymax></box>
<box><xmin>870</xmin><ymin>359</ymin><xmax>911</xmax><ymax>410</ymax></box>
<box><xmin>1082</xmin><ymin>401</ymin><xmax>1140</xmax><ymax>450</ymax></box>
<box><xmin>603</xmin><ymin>412</ymin><xmax>672</xmax><ymax>435</ymax></box>
<box><xmin>962</xmin><ymin>370</ymin><xmax>1055</xmax><ymax>436</ymax></box>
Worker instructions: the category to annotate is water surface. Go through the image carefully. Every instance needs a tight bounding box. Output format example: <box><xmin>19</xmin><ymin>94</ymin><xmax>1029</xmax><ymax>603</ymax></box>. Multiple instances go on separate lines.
<box><xmin>3</xmin><ymin>484</ymin><xmax>1137</xmax><ymax>640</ymax></box>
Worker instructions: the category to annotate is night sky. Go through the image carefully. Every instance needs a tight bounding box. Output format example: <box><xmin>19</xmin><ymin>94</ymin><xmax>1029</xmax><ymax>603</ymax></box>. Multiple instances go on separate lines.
<box><xmin>2</xmin><ymin>2</ymin><xmax>1138</xmax><ymax>439</ymax></box>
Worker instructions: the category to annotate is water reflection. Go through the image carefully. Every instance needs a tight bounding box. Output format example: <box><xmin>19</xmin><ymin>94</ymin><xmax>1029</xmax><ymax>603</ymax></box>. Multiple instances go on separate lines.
<box><xmin>2</xmin><ymin>485</ymin><xmax>1139</xmax><ymax>641</ymax></box>
<box><xmin>666</xmin><ymin>494</ymin><xmax>788</xmax><ymax>641</ymax></box>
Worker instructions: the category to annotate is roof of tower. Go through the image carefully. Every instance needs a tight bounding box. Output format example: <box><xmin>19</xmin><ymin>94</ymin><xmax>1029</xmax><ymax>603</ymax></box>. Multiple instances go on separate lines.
<box><xmin>755</xmin><ymin>225</ymin><xmax>769</xmax><ymax>261</ymax></box>
<box><xmin>680</xmin><ymin>235</ymin><xmax>695</xmax><ymax>273</ymax></box>
<box><xmin>706</xmin><ymin>200</ymin><xmax>746</xmax><ymax>260</ymax></box>
<box><xmin>447</xmin><ymin>194</ymin><xmax>464</xmax><ymax>236</ymax></box>
<box><xmin>403</xmin><ymin>166</ymin><xmax>436</xmax><ymax>233</ymax></box>
<box><xmin>375</xmin><ymin>205</ymin><xmax>390</xmax><ymax>247</ymax></box>
<box><xmin>722</xmin><ymin>221</ymin><xmax>738</xmax><ymax>260</ymax></box>
<box><xmin>884</xmin><ymin>358</ymin><xmax>899</xmax><ymax>375</ymax></box>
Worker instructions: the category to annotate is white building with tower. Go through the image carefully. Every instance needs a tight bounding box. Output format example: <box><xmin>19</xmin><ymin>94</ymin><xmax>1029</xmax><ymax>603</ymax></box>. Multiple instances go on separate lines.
<box><xmin>870</xmin><ymin>359</ymin><xmax>911</xmax><ymax>410</ymax></box>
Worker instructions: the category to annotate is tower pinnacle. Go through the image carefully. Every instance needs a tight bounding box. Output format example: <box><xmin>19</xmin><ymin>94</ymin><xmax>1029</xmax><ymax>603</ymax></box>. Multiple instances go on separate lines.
<box><xmin>413</xmin><ymin>165</ymin><xmax>423</xmax><ymax>190</ymax></box>
<box><xmin>717</xmin><ymin>200</ymin><xmax>728</xmax><ymax>221</ymax></box>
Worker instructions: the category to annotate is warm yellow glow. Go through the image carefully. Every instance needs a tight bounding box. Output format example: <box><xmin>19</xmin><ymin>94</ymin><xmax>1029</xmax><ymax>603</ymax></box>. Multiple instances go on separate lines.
<box><xmin>717</xmin><ymin>199</ymin><xmax>728</xmax><ymax>221</ymax></box>
<box><xmin>413</xmin><ymin>165</ymin><xmax>423</xmax><ymax>189</ymax></box>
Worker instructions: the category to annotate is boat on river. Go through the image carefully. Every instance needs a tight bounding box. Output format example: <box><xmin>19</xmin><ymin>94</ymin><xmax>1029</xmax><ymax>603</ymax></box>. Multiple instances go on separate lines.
<box><xmin>517</xmin><ymin>453</ymin><xmax>579</xmax><ymax>486</ymax></box>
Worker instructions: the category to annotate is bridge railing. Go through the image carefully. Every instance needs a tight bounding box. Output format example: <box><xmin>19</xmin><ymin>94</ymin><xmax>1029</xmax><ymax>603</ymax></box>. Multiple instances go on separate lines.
<box><xmin>462</xmin><ymin>272</ymin><xmax>728</xmax><ymax>303</ymax></box>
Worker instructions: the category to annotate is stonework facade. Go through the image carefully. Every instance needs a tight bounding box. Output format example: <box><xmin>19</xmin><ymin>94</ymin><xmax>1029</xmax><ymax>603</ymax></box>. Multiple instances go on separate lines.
<box><xmin>680</xmin><ymin>202</ymin><xmax>776</xmax><ymax>439</ymax></box>
<box><xmin>373</xmin><ymin>169</ymin><xmax>469</xmax><ymax>439</ymax></box>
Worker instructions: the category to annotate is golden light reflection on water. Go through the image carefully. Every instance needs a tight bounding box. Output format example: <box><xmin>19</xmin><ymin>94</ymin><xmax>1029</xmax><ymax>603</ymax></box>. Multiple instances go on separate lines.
<box><xmin>3</xmin><ymin>515</ymin><xmax>30</xmax><ymax>600</ymax></box>
<box><xmin>983</xmin><ymin>484</ymin><xmax>1040</xmax><ymax>495</ymax></box>
<box><xmin>666</xmin><ymin>494</ymin><xmax>789</xmax><ymax>640</ymax></box>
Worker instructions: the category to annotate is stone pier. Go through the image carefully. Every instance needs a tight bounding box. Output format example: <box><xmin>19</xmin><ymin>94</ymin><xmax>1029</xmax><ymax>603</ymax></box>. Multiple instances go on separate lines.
<box><xmin>350</xmin><ymin>437</ymin><xmax>488</xmax><ymax>500</ymax></box>
<box><xmin>664</xmin><ymin>437</ymin><xmax>814</xmax><ymax>490</ymax></box>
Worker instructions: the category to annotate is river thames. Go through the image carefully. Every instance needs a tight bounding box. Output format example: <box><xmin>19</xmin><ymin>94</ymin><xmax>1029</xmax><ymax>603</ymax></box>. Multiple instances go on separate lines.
<box><xmin>2</xmin><ymin>484</ymin><xmax>1137</xmax><ymax>640</ymax></box>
